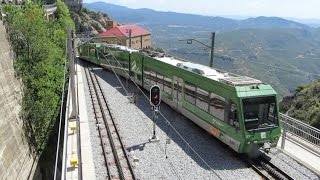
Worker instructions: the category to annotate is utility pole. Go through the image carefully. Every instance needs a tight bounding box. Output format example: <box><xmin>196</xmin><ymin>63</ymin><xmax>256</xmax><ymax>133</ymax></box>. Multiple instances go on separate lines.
<box><xmin>209</xmin><ymin>32</ymin><xmax>215</xmax><ymax>68</ymax></box>
<box><xmin>179</xmin><ymin>32</ymin><xmax>216</xmax><ymax>68</ymax></box>
<box><xmin>67</xmin><ymin>26</ymin><xmax>77</xmax><ymax>119</ymax></box>
<box><xmin>128</xmin><ymin>29</ymin><xmax>132</xmax><ymax>48</ymax></box>
<box><xmin>140</xmin><ymin>35</ymin><xmax>143</xmax><ymax>49</ymax></box>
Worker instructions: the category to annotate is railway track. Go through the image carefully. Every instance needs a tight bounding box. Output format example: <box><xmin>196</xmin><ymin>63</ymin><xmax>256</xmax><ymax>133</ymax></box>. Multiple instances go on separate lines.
<box><xmin>85</xmin><ymin>65</ymin><xmax>136</xmax><ymax>180</ymax></box>
<box><xmin>248</xmin><ymin>153</ymin><xmax>293</xmax><ymax>180</ymax></box>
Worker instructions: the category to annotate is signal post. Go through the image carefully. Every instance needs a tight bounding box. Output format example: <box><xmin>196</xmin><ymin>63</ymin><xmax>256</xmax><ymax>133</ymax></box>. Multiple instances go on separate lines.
<box><xmin>149</xmin><ymin>85</ymin><xmax>161</xmax><ymax>143</ymax></box>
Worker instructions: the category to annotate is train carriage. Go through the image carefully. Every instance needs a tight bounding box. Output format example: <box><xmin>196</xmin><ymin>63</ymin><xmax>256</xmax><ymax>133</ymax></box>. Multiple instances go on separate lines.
<box><xmin>79</xmin><ymin>43</ymin><xmax>281</xmax><ymax>154</ymax></box>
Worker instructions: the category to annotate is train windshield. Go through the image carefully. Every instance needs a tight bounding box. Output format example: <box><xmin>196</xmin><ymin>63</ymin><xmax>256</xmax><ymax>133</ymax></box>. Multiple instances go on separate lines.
<box><xmin>242</xmin><ymin>96</ymin><xmax>278</xmax><ymax>132</ymax></box>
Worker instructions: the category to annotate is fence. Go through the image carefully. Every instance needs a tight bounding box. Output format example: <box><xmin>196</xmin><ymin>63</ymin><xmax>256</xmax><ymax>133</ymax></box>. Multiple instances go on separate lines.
<box><xmin>280</xmin><ymin>113</ymin><xmax>320</xmax><ymax>151</ymax></box>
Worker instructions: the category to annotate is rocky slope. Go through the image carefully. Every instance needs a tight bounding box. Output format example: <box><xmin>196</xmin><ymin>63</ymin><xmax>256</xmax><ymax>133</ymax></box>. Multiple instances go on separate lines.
<box><xmin>72</xmin><ymin>8</ymin><xmax>119</xmax><ymax>34</ymax></box>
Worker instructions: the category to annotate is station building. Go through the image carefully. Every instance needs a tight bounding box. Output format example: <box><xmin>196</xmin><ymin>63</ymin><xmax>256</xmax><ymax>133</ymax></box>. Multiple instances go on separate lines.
<box><xmin>96</xmin><ymin>21</ymin><xmax>152</xmax><ymax>49</ymax></box>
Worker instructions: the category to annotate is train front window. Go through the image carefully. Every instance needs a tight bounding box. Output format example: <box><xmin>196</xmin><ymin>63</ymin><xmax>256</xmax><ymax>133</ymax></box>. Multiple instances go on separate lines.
<box><xmin>242</xmin><ymin>96</ymin><xmax>278</xmax><ymax>132</ymax></box>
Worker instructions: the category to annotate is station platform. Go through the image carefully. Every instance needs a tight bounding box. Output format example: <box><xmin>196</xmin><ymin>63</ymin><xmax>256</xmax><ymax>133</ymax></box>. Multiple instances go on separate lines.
<box><xmin>277</xmin><ymin>132</ymin><xmax>320</xmax><ymax>175</ymax></box>
<box><xmin>76</xmin><ymin>61</ymin><xmax>96</xmax><ymax>179</ymax></box>
<box><xmin>63</xmin><ymin>60</ymin><xmax>96</xmax><ymax>180</ymax></box>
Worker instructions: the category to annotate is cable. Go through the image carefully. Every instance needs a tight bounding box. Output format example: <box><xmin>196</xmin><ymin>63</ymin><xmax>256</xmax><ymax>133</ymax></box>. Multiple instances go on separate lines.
<box><xmin>81</xmin><ymin>42</ymin><xmax>223</xmax><ymax>179</ymax></box>
<box><xmin>54</xmin><ymin>38</ymin><xmax>68</xmax><ymax>180</ymax></box>
<box><xmin>158</xmin><ymin>111</ymin><xmax>222</xmax><ymax>180</ymax></box>
<box><xmin>164</xmin><ymin>118</ymin><xmax>171</xmax><ymax>159</ymax></box>
<box><xmin>193</xmin><ymin>48</ymin><xmax>320</xmax><ymax>77</ymax></box>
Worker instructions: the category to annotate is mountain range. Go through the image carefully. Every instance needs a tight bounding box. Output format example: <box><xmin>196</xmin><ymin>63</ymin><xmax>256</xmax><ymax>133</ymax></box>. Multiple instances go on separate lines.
<box><xmin>84</xmin><ymin>2</ymin><xmax>320</xmax><ymax>96</ymax></box>
<box><xmin>84</xmin><ymin>2</ymin><xmax>310</xmax><ymax>31</ymax></box>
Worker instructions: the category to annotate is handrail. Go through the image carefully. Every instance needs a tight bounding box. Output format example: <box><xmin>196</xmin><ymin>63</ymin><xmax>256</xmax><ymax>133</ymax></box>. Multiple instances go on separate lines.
<box><xmin>61</xmin><ymin>78</ymin><xmax>71</xmax><ymax>179</ymax></box>
<box><xmin>280</xmin><ymin>113</ymin><xmax>320</xmax><ymax>149</ymax></box>
<box><xmin>43</xmin><ymin>3</ymin><xmax>56</xmax><ymax>9</ymax></box>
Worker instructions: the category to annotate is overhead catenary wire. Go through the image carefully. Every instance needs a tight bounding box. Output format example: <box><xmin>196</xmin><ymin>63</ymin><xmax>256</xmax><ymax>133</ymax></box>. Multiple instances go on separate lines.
<box><xmin>191</xmin><ymin>47</ymin><xmax>320</xmax><ymax>77</ymax></box>
<box><xmin>81</xmin><ymin>42</ymin><xmax>223</xmax><ymax>180</ymax></box>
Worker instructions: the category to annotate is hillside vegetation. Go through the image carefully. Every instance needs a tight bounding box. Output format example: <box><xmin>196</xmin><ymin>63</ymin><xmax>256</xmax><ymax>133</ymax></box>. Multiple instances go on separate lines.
<box><xmin>280</xmin><ymin>80</ymin><xmax>320</xmax><ymax>129</ymax></box>
<box><xmin>3</xmin><ymin>0</ymin><xmax>74</xmax><ymax>152</ymax></box>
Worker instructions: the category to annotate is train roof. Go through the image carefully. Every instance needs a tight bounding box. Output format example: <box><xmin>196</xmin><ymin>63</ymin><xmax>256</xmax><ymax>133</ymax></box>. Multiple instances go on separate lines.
<box><xmin>155</xmin><ymin>56</ymin><xmax>262</xmax><ymax>86</ymax></box>
<box><xmin>93</xmin><ymin>43</ymin><xmax>263</xmax><ymax>87</ymax></box>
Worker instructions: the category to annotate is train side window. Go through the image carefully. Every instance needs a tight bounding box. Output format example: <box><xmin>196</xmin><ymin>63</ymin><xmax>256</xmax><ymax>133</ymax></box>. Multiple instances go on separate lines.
<box><xmin>184</xmin><ymin>81</ymin><xmax>196</xmax><ymax>105</ymax></box>
<box><xmin>268</xmin><ymin>103</ymin><xmax>277</xmax><ymax>123</ymax></box>
<box><xmin>156</xmin><ymin>73</ymin><xmax>164</xmax><ymax>90</ymax></box>
<box><xmin>209</xmin><ymin>93</ymin><xmax>226</xmax><ymax>121</ymax></box>
<box><xmin>89</xmin><ymin>48</ymin><xmax>95</xmax><ymax>57</ymax></box>
<box><xmin>163</xmin><ymin>75</ymin><xmax>172</xmax><ymax>95</ymax></box>
<box><xmin>144</xmin><ymin>67</ymin><xmax>151</xmax><ymax>85</ymax></box>
<box><xmin>196</xmin><ymin>88</ymin><xmax>209</xmax><ymax>112</ymax></box>
<box><xmin>150</xmin><ymin>71</ymin><xmax>157</xmax><ymax>84</ymax></box>
<box><xmin>229</xmin><ymin>101</ymin><xmax>239</xmax><ymax>128</ymax></box>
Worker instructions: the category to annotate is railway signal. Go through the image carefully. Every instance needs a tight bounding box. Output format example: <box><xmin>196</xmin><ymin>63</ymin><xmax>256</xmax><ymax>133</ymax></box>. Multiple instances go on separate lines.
<box><xmin>149</xmin><ymin>85</ymin><xmax>161</xmax><ymax>142</ymax></box>
<box><xmin>150</xmin><ymin>85</ymin><xmax>161</xmax><ymax>106</ymax></box>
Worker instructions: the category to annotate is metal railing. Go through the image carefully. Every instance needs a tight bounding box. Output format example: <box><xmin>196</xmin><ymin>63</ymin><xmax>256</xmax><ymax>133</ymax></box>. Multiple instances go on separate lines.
<box><xmin>43</xmin><ymin>3</ymin><xmax>56</xmax><ymax>9</ymax></box>
<box><xmin>280</xmin><ymin>113</ymin><xmax>320</xmax><ymax>149</ymax></box>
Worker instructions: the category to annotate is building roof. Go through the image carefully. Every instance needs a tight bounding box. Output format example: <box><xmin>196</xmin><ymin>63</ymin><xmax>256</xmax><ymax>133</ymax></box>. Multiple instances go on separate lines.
<box><xmin>99</xmin><ymin>24</ymin><xmax>151</xmax><ymax>37</ymax></box>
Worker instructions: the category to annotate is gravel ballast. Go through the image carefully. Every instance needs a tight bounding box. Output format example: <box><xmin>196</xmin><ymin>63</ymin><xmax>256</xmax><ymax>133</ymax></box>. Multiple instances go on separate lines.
<box><xmin>80</xmin><ymin>62</ymin><xmax>319</xmax><ymax>180</ymax></box>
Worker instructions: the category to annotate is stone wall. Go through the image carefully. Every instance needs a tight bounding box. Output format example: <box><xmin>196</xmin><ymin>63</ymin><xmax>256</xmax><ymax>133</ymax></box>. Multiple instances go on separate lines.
<box><xmin>0</xmin><ymin>20</ymin><xmax>38</xmax><ymax>180</ymax></box>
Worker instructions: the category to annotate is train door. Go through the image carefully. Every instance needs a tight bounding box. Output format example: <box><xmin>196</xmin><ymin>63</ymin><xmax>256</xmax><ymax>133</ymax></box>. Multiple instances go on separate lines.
<box><xmin>173</xmin><ymin>76</ymin><xmax>183</xmax><ymax>110</ymax></box>
<box><xmin>225</xmin><ymin>100</ymin><xmax>242</xmax><ymax>152</ymax></box>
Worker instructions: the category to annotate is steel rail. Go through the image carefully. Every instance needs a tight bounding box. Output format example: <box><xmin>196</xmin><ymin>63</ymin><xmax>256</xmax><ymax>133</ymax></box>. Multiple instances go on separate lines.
<box><xmin>245</xmin><ymin>154</ymin><xmax>294</xmax><ymax>180</ymax></box>
<box><xmin>88</xmin><ymin>66</ymin><xmax>125</xmax><ymax>179</ymax></box>
<box><xmin>84</xmin><ymin>66</ymin><xmax>112</xmax><ymax>179</ymax></box>
<box><xmin>90</xmin><ymin>66</ymin><xmax>137</xmax><ymax>180</ymax></box>
<box><xmin>85</xmin><ymin>64</ymin><xmax>136</xmax><ymax>180</ymax></box>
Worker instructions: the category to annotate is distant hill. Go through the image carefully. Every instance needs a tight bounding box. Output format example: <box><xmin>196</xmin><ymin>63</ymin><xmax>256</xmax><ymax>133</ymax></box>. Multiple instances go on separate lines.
<box><xmin>164</xmin><ymin>28</ymin><xmax>320</xmax><ymax>96</ymax></box>
<box><xmin>84</xmin><ymin>2</ymin><xmax>320</xmax><ymax>96</ymax></box>
<box><xmin>84</xmin><ymin>2</ymin><xmax>309</xmax><ymax>31</ymax></box>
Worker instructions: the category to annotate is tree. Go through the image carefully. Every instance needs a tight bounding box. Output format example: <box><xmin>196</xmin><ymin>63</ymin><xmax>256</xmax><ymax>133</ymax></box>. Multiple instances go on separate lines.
<box><xmin>3</xmin><ymin>1</ymin><xmax>74</xmax><ymax>152</ymax></box>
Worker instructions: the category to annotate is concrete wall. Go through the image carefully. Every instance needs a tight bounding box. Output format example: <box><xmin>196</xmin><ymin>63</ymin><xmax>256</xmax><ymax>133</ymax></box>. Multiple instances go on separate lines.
<box><xmin>0</xmin><ymin>20</ymin><xmax>38</xmax><ymax>180</ymax></box>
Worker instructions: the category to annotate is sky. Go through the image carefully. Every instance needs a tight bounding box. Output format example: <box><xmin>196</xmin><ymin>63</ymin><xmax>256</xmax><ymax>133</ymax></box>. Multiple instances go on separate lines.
<box><xmin>83</xmin><ymin>0</ymin><xmax>320</xmax><ymax>20</ymax></box>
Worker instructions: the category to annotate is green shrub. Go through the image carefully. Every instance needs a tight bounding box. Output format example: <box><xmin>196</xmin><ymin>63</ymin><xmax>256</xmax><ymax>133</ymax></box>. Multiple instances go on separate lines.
<box><xmin>3</xmin><ymin>1</ymin><xmax>74</xmax><ymax>153</ymax></box>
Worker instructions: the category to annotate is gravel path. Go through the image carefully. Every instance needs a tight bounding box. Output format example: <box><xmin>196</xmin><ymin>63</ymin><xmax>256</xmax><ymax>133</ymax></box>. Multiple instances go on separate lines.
<box><xmin>80</xmin><ymin>61</ymin><xmax>320</xmax><ymax>180</ymax></box>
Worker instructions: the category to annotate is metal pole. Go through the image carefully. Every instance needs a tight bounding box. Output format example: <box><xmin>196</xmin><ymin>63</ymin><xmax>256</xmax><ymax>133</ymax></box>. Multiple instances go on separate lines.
<box><xmin>149</xmin><ymin>107</ymin><xmax>159</xmax><ymax>142</ymax></box>
<box><xmin>67</xmin><ymin>26</ymin><xmax>77</xmax><ymax>119</ymax></box>
<box><xmin>140</xmin><ymin>35</ymin><xmax>143</xmax><ymax>49</ymax></box>
<box><xmin>281</xmin><ymin>118</ymin><xmax>287</xmax><ymax>149</ymax></box>
<box><xmin>128</xmin><ymin>29</ymin><xmax>132</xmax><ymax>48</ymax></box>
<box><xmin>209</xmin><ymin>32</ymin><xmax>215</xmax><ymax>68</ymax></box>
<box><xmin>153</xmin><ymin>110</ymin><xmax>156</xmax><ymax>137</ymax></box>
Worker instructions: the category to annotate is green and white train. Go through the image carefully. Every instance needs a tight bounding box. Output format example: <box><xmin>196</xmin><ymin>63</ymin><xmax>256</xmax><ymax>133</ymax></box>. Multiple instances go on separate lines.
<box><xmin>79</xmin><ymin>43</ymin><xmax>281</xmax><ymax>154</ymax></box>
